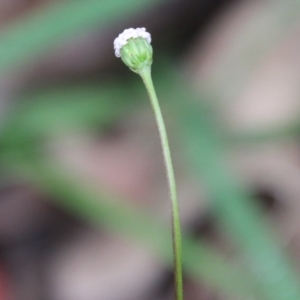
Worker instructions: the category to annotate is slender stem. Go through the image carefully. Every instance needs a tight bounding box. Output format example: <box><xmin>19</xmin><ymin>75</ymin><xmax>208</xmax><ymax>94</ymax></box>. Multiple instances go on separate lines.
<box><xmin>139</xmin><ymin>66</ymin><xmax>183</xmax><ymax>300</ymax></box>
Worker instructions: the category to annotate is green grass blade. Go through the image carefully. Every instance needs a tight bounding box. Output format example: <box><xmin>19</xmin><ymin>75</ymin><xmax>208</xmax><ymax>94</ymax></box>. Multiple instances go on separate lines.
<box><xmin>4</xmin><ymin>83</ymin><xmax>136</xmax><ymax>136</ymax></box>
<box><xmin>0</xmin><ymin>0</ymin><xmax>162</xmax><ymax>73</ymax></box>
<box><xmin>175</xmin><ymin>89</ymin><xmax>300</xmax><ymax>300</ymax></box>
<box><xmin>1</xmin><ymin>155</ymin><xmax>256</xmax><ymax>299</ymax></box>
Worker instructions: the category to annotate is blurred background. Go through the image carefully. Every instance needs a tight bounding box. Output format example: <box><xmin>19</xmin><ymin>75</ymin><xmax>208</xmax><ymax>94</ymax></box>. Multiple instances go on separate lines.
<box><xmin>1</xmin><ymin>0</ymin><xmax>300</xmax><ymax>299</ymax></box>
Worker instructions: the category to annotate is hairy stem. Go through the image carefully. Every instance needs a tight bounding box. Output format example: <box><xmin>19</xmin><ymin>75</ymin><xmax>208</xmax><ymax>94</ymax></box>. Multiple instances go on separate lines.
<box><xmin>139</xmin><ymin>66</ymin><xmax>183</xmax><ymax>300</ymax></box>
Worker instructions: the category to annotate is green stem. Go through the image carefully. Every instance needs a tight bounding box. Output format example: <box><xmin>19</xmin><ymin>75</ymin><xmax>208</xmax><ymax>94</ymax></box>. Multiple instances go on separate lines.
<box><xmin>139</xmin><ymin>66</ymin><xmax>183</xmax><ymax>300</ymax></box>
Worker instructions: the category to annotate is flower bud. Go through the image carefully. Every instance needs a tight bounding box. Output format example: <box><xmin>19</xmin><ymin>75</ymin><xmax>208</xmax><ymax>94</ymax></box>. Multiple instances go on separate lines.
<box><xmin>114</xmin><ymin>28</ymin><xmax>153</xmax><ymax>73</ymax></box>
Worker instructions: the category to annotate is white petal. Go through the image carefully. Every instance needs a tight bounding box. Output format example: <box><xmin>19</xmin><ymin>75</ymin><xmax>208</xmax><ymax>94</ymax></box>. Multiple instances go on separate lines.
<box><xmin>113</xmin><ymin>27</ymin><xmax>152</xmax><ymax>57</ymax></box>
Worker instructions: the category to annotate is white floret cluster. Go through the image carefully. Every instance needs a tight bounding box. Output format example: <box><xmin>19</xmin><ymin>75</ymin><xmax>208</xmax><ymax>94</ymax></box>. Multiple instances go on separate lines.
<box><xmin>114</xmin><ymin>27</ymin><xmax>151</xmax><ymax>57</ymax></box>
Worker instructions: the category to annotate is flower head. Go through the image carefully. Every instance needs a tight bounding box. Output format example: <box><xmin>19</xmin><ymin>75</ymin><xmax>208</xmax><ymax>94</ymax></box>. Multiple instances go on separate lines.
<box><xmin>114</xmin><ymin>27</ymin><xmax>153</xmax><ymax>73</ymax></box>
<box><xmin>114</xmin><ymin>27</ymin><xmax>151</xmax><ymax>57</ymax></box>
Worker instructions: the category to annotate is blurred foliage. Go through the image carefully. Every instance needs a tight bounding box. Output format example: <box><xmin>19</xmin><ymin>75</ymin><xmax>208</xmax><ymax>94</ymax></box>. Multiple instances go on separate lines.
<box><xmin>0</xmin><ymin>1</ymin><xmax>300</xmax><ymax>300</ymax></box>
<box><xmin>0</xmin><ymin>82</ymin><xmax>138</xmax><ymax>150</ymax></box>
<box><xmin>0</xmin><ymin>0</ymin><xmax>162</xmax><ymax>73</ymax></box>
<box><xmin>0</xmin><ymin>75</ymin><xmax>257</xmax><ymax>300</ymax></box>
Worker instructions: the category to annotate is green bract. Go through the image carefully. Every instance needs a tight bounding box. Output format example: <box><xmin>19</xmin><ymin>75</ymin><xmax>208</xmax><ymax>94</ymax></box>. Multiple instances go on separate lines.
<box><xmin>120</xmin><ymin>37</ymin><xmax>153</xmax><ymax>73</ymax></box>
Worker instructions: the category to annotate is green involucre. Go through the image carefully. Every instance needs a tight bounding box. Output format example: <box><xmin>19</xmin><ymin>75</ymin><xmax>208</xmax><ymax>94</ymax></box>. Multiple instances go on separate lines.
<box><xmin>120</xmin><ymin>38</ymin><xmax>153</xmax><ymax>73</ymax></box>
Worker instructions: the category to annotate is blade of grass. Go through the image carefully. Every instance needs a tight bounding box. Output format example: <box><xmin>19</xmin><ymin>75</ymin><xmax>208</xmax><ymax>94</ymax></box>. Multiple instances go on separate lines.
<box><xmin>172</xmin><ymin>84</ymin><xmax>300</xmax><ymax>300</ymax></box>
<box><xmin>3</xmin><ymin>83</ymin><xmax>138</xmax><ymax>138</ymax></box>
<box><xmin>0</xmin><ymin>153</ymin><xmax>257</xmax><ymax>300</ymax></box>
<box><xmin>229</xmin><ymin>121</ymin><xmax>300</xmax><ymax>145</ymax></box>
<box><xmin>0</xmin><ymin>0</ymin><xmax>164</xmax><ymax>74</ymax></box>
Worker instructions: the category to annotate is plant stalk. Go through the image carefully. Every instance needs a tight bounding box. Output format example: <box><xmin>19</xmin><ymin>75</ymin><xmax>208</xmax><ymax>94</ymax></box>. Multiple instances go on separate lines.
<box><xmin>139</xmin><ymin>66</ymin><xmax>183</xmax><ymax>300</ymax></box>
